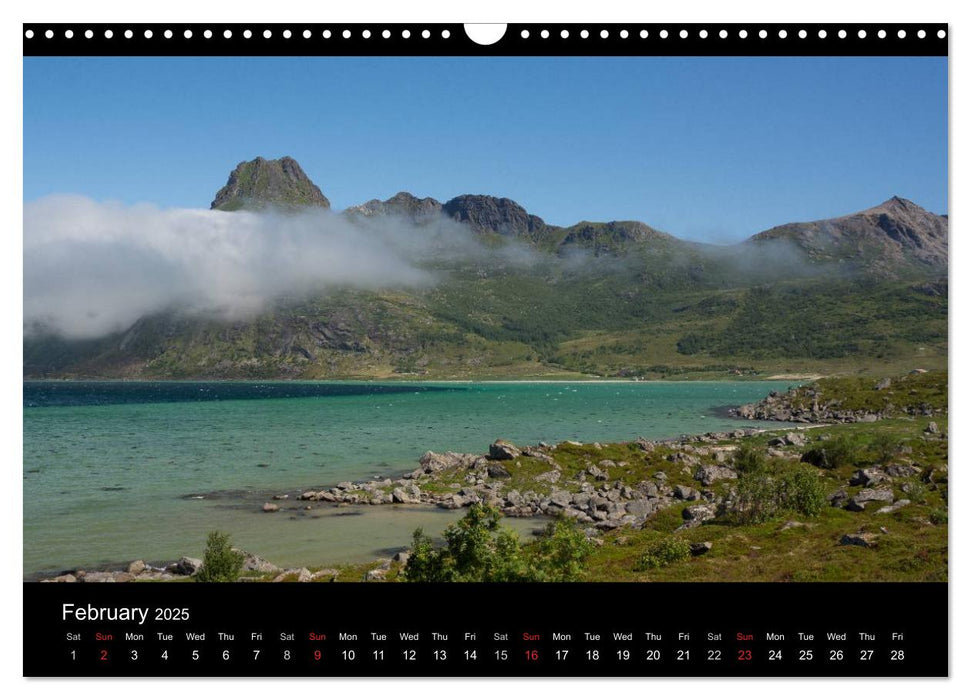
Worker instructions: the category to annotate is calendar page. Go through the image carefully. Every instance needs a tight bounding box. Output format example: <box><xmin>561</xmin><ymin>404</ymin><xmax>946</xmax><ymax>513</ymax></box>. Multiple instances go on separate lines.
<box><xmin>21</xmin><ymin>19</ymin><xmax>948</xmax><ymax>678</ymax></box>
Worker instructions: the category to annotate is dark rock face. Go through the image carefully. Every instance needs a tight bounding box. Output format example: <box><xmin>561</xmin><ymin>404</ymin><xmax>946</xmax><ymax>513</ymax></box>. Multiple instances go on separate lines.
<box><xmin>442</xmin><ymin>194</ymin><xmax>550</xmax><ymax>240</ymax></box>
<box><xmin>211</xmin><ymin>156</ymin><xmax>330</xmax><ymax>211</ymax></box>
<box><xmin>749</xmin><ymin>196</ymin><xmax>948</xmax><ymax>276</ymax></box>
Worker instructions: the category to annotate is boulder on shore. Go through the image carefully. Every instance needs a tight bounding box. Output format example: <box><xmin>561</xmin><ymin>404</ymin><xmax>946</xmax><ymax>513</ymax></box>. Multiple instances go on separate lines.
<box><xmin>489</xmin><ymin>439</ymin><xmax>521</xmax><ymax>460</ymax></box>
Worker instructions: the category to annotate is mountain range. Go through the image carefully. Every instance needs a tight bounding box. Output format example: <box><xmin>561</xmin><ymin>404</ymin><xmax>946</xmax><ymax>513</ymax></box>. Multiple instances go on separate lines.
<box><xmin>24</xmin><ymin>156</ymin><xmax>948</xmax><ymax>380</ymax></box>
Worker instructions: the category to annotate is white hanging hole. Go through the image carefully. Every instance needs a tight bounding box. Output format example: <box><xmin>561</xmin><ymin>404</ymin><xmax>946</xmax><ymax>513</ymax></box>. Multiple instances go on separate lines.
<box><xmin>600</xmin><ymin>29</ymin><xmax>609</xmax><ymax>39</ymax></box>
<box><xmin>641</xmin><ymin>29</ymin><xmax>649</xmax><ymax>39</ymax></box>
<box><xmin>342</xmin><ymin>29</ymin><xmax>351</xmax><ymax>39</ymax></box>
<box><xmin>362</xmin><ymin>29</ymin><xmax>371</xmax><ymax>39</ymax></box>
<box><xmin>204</xmin><ymin>29</ymin><xmax>212</xmax><ymax>39</ymax></box>
<box><xmin>699</xmin><ymin>29</ymin><xmax>708</xmax><ymax>39</ymax></box>
<box><xmin>323</xmin><ymin>29</ymin><xmax>332</xmax><ymax>39</ymax></box>
<box><xmin>164</xmin><ymin>29</ymin><xmax>173</xmax><ymax>39</ymax></box>
<box><xmin>659</xmin><ymin>29</ymin><xmax>668</xmax><ymax>39</ymax></box>
<box><xmin>401</xmin><ymin>29</ymin><xmax>410</xmax><ymax>39</ymax></box>
<box><xmin>679</xmin><ymin>29</ymin><xmax>688</xmax><ymax>39</ymax></box>
<box><xmin>581</xmin><ymin>29</ymin><xmax>589</xmax><ymax>39</ymax></box>
<box><xmin>302</xmin><ymin>29</ymin><xmax>311</xmax><ymax>39</ymax></box>
<box><xmin>520</xmin><ymin>29</ymin><xmax>529</xmax><ymax>39</ymax></box>
<box><xmin>858</xmin><ymin>29</ymin><xmax>867</xmax><ymax>38</ymax></box>
<box><xmin>243</xmin><ymin>29</ymin><xmax>252</xmax><ymax>39</ymax></box>
<box><xmin>561</xmin><ymin>29</ymin><xmax>569</xmax><ymax>39</ymax></box>
<box><xmin>464</xmin><ymin>23</ymin><xmax>506</xmax><ymax>45</ymax></box>
<box><xmin>718</xmin><ymin>29</ymin><xmax>727</xmax><ymax>39</ymax></box>
<box><xmin>798</xmin><ymin>29</ymin><xmax>807</xmax><ymax>39</ymax></box>
<box><xmin>778</xmin><ymin>29</ymin><xmax>787</xmax><ymax>39</ymax></box>
<box><xmin>442</xmin><ymin>29</ymin><xmax>451</xmax><ymax>39</ymax></box>
<box><xmin>382</xmin><ymin>29</ymin><xmax>390</xmax><ymax>39</ymax></box>
<box><xmin>64</xmin><ymin>29</ymin><xmax>74</xmax><ymax>39</ymax></box>
<box><xmin>264</xmin><ymin>30</ymin><xmax>272</xmax><ymax>39</ymax></box>
<box><xmin>620</xmin><ymin>29</ymin><xmax>629</xmax><ymax>39</ymax></box>
<box><xmin>25</xmin><ymin>29</ymin><xmax>34</xmax><ymax>39</ymax></box>
<box><xmin>818</xmin><ymin>29</ymin><xmax>827</xmax><ymax>39</ymax></box>
<box><xmin>541</xmin><ymin>29</ymin><xmax>549</xmax><ymax>39</ymax></box>
<box><xmin>421</xmin><ymin>29</ymin><xmax>430</xmax><ymax>39</ymax></box>
<box><xmin>759</xmin><ymin>29</ymin><xmax>767</xmax><ymax>39</ymax></box>
<box><xmin>838</xmin><ymin>29</ymin><xmax>847</xmax><ymax>39</ymax></box>
<box><xmin>938</xmin><ymin>29</ymin><xmax>946</xmax><ymax>39</ymax></box>
<box><xmin>125</xmin><ymin>29</ymin><xmax>134</xmax><ymax>39</ymax></box>
<box><xmin>897</xmin><ymin>29</ymin><xmax>906</xmax><ymax>39</ymax></box>
<box><xmin>283</xmin><ymin>29</ymin><xmax>291</xmax><ymax>39</ymax></box>
<box><xmin>878</xmin><ymin>29</ymin><xmax>886</xmax><ymax>39</ymax></box>
<box><xmin>917</xmin><ymin>29</ymin><xmax>926</xmax><ymax>39</ymax></box>
<box><xmin>739</xmin><ymin>29</ymin><xmax>748</xmax><ymax>39</ymax></box>
<box><xmin>183</xmin><ymin>29</ymin><xmax>192</xmax><ymax>39</ymax></box>
<box><xmin>223</xmin><ymin>29</ymin><xmax>232</xmax><ymax>39</ymax></box>
<box><xmin>145</xmin><ymin>29</ymin><xmax>154</xmax><ymax>39</ymax></box>
<box><xmin>85</xmin><ymin>29</ymin><xmax>94</xmax><ymax>39</ymax></box>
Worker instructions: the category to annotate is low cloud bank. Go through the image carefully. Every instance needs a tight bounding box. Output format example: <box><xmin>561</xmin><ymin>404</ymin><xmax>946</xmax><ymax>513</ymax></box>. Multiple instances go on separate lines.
<box><xmin>24</xmin><ymin>195</ymin><xmax>504</xmax><ymax>338</ymax></box>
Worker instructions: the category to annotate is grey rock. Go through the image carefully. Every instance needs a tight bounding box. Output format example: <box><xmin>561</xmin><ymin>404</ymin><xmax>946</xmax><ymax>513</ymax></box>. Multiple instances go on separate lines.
<box><xmin>81</xmin><ymin>572</ymin><xmax>115</xmax><ymax>583</ymax></box>
<box><xmin>167</xmin><ymin>556</ymin><xmax>203</xmax><ymax>576</ymax></box>
<box><xmin>127</xmin><ymin>560</ymin><xmax>146</xmax><ymax>575</ymax></box>
<box><xmin>682</xmin><ymin>504</ymin><xmax>716</xmax><ymax>523</ymax></box>
<box><xmin>262</xmin><ymin>502</ymin><xmax>280</xmax><ymax>512</ymax></box>
<box><xmin>694</xmin><ymin>464</ymin><xmax>737</xmax><ymax>486</ymax></box>
<box><xmin>850</xmin><ymin>468</ymin><xmax>887</xmax><ymax>487</ymax></box>
<box><xmin>885</xmin><ymin>464</ymin><xmax>921</xmax><ymax>478</ymax></box>
<box><xmin>487</xmin><ymin>463</ymin><xmax>512</xmax><ymax>478</ymax></box>
<box><xmin>489</xmin><ymin>439</ymin><xmax>521</xmax><ymax>460</ymax></box>
<box><xmin>689</xmin><ymin>541</ymin><xmax>713</xmax><ymax>556</ymax></box>
<box><xmin>874</xmin><ymin>377</ymin><xmax>893</xmax><ymax>390</ymax></box>
<box><xmin>673</xmin><ymin>484</ymin><xmax>701</xmax><ymax>501</ymax></box>
<box><xmin>876</xmin><ymin>499</ymin><xmax>911</xmax><ymax>514</ymax></box>
<box><xmin>924</xmin><ymin>421</ymin><xmax>940</xmax><ymax>435</ymax></box>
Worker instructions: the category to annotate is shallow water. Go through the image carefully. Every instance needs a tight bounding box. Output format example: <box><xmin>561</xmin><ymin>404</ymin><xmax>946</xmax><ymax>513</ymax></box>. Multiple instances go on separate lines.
<box><xmin>23</xmin><ymin>380</ymin><xmax>796</xmax><ymax>576</ymax></box>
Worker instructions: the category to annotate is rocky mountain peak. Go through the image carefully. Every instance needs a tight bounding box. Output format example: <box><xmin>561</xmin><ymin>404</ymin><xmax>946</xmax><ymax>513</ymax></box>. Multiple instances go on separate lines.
<box><xmin>441</xmin><ymin>194</ymin><xmax>549</xmax><ymax>238</ymax></box>
<box><xmin>211</xmin><ymin>156</ymin><xmax>330</xmax><ymax>211</ymax></box>
<box><xmin>750</xmin><ymin>196</ymin><xmax>948</xmax><ymax>275</ymax></box>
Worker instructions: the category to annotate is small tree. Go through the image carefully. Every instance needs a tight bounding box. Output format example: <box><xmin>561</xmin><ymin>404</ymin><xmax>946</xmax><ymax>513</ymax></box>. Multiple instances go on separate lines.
<box><xmin>195</xmin><ymin>531</ymin><xmax>245</xmax><ymax>582</ymax></box>
<box><xmin>801</xmin><ymin>435</ymin><xmax>858</xmax><ymax>470</ymax></box>
<box><xmin>870</xmin><ymin>433</ymin><xmax>903</xmax><ymax>464</ymax></box>
<box><xmin>778</xmin><ymin>466</ymin><xmax>826</xmax><ymax>517</ymax></box>
<box><xmin>733</xmin><ymin>444</ymin><xmax>767</xmax><ymax>474</ymax></box>
<box><xmin>535</xmin><ymin>516</ymin><xmax>594</xmax><ymax>582</ymax></box>
<box><xmin>404</xmin><ymin>504</ymin><xmax>592</xmax><ymax>582</ymax></box>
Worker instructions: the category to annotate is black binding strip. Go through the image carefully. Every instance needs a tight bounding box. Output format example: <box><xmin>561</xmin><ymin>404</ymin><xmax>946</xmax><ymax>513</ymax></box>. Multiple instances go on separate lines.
<box><xmin>23</xmin><ymin>23</ymin><xmax>947</xmax><ymax>57</ymax></box>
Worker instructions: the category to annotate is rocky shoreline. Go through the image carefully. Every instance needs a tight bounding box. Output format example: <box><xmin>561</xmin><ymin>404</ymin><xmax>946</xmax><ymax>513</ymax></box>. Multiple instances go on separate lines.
<box><xmin>37</xmin><ymin>371</ymin><xmax>947</xmax><ymax>582</ymax></box>
<box><xmin>731</xmin><ymin>372</ymin><xmax>943</xmax><ymax>424</ymax></box>
<box><xmin>291</xmin><ymin>432</ymin><xmax>773</xmax><ymax>534</ymax></box>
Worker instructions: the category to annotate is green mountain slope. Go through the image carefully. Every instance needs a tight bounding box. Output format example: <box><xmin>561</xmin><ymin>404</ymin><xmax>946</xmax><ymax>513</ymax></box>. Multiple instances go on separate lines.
<box><xmin>24</xmin><ymin>157</ymin><xmax>948</xmax><ymax>380</ymax></box>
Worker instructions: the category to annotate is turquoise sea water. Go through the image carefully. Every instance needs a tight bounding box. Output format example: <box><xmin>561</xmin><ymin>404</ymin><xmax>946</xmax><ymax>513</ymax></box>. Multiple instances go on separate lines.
<box><xmin>23</xmin><ymin>380</ymin><xmax>796</xmax><ymax>577</ymax></box>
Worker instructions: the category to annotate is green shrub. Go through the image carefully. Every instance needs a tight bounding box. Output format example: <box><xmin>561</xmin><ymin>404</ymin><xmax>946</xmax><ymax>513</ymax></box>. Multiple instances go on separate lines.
<box><xmin>903</xmin><ymin>479</ymin><xmax>928</xmax><ymax>505</ymax></box>
<box><xmin>800</xmin><ymin>435</ymin><xmax>859</xmax><ymax>470</ymax></box>
<box><xmin>723</xmin><ymin>469</ymin><xmax>779</xmax><ymax>524</ymax></box>
<box><xmin>195</xmin><ymin>531</ymin><xmax>245</xmax><ymax>582</ymax></box>
<box><xmin>778</xmin><ymin>466</ymin><xmax>827</xmax><ymax>517</ymax></box>
<box><xmin>634</xmin><ymin>536</ymin><xmax>692</xmax><ymax>570</ymax></box>
<box><xmin>404</xmin><ymin>504</ymin><xmax>592</xmax><ymax>582</ymax></box>
<box><xmin>929</xmin><ymin>507</ymin><xmax>948</xmax><ymax>525</ymax></box>
<box><xmin>733</xmin><ymin>444</ymin><xmax>767</xmax><ymax>474</ymax></box>
<box><xmin>870</xmin><ymin>433</ymin><xmax>903</xmax><ymax>464</ymax></box>
<box><xmin>535</xmin><ymin>516</ymin><xmax>595</xmax><ymax>582</ymax></box>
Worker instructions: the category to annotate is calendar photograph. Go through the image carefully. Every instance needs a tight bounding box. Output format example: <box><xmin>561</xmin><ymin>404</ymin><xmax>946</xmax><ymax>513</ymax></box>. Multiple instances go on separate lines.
<box><xmin>23</xmin><ymin>51</ymin><xmax>947</xmax><ymax>589</ymax></box>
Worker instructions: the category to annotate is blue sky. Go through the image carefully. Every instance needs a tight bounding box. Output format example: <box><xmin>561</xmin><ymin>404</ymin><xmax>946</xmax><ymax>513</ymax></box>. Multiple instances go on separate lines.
<box><xmin>23</xmin><ymin>56</ymin><xmax>947</xmax><ymax>242</ymax></box>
